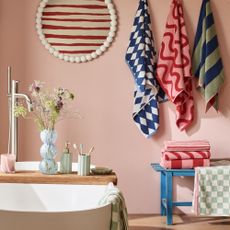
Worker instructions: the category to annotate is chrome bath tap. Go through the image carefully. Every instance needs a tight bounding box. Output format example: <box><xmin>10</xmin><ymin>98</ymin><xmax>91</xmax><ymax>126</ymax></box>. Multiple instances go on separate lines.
<box><xmin>7</xmin><ymin>66</ymin><xmax>32</xmax><ymax>161</ymax></box>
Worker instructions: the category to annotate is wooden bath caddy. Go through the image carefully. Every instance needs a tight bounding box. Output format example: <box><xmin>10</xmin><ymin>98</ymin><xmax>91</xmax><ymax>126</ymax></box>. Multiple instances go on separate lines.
<box><xmin>0</xmin><ymin>171</ymin><xmax>117</xmax><ymax>185</ymax></box>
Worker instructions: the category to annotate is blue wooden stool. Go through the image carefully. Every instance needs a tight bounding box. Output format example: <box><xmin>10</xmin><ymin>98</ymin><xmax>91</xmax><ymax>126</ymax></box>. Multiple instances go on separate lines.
<box><xmin>151</xmin><ymin>163</ymin><xmax>195</xmax><ymax>225</ymax></box>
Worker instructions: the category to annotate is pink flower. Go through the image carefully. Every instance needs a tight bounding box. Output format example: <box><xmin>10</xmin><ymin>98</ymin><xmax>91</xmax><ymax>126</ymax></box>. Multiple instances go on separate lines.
<box><xmin>29</xmin><ymin>80</ymin><xmax>44</xmax><ymax>93</ymax></box>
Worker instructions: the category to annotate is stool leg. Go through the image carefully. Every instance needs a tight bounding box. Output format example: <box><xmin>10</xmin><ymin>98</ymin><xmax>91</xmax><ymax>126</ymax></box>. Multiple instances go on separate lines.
<box><xmin>160</xmin><ymin>171</ymin><xmax>166</xmax><ymax>216</ymax></box>
<box><xmin>166</xmin><ymin>172</ymin><xmax>173</xmax><ymax>225</ymax></box>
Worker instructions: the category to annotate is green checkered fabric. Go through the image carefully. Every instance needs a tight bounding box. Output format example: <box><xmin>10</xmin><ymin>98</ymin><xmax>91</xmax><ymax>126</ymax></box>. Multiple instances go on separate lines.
<box><xmin>99</xmin><ymin>184</ymin><xmax>129</xmax><ymax>230</ymax></box>
<box><xmin>197</xmin><ymin>166</ymin><xmax>230</xmax><ymax>216</ymax></box>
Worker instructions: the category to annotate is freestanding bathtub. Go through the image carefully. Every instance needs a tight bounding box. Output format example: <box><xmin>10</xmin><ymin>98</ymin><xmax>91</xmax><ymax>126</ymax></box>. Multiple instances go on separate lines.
<box><xmin>0</xmin><ymin>162</ymin><xmax>112</xmax><ymax>230</ymax></box>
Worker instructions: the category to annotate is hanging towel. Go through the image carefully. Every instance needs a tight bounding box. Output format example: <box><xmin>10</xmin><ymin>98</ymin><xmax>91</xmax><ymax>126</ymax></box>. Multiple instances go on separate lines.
<box><xmin>99</xmin><ymin>183</ymin><xmax>129</xmax><ymax>230</ymax></box>
<box><xmin>193</xmin><ymin>166</ymin><xmax>230</xmax><ymax>216</ymax></box>
<box><xmin>192</xmin><ymin>0</ymin><xmax>224</xmax><ymax>112</ymax></box>
<box><xmin>156</xmin><ymin>0</ymin><xmax>194</xmax><ymax>131</ymax></box>
<box><xmin>125</xmin><ymin>0</ymin><xmax>167</xmax><ymax>138</ymax></box>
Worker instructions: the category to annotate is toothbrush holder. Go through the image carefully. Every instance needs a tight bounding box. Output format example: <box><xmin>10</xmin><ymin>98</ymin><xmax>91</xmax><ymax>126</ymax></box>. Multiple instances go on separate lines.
<box><xmin>78</xmin><ymin>154</ymin><xmax>91</xmax><ymax>176</ymax></box>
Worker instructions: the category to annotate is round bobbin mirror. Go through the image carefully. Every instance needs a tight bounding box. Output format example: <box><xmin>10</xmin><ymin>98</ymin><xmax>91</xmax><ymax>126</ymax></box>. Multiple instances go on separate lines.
<box><xmin>36</xmin><ymin>0</ymin><xmax>117</xmax><ymax>63</ymax></box>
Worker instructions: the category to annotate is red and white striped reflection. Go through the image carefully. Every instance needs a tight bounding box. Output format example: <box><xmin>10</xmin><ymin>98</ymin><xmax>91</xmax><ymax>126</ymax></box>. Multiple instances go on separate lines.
<box><xmin>42</xmin><ymin>0</ymin><xmax>111</xmax><ymax>56</ymax></box>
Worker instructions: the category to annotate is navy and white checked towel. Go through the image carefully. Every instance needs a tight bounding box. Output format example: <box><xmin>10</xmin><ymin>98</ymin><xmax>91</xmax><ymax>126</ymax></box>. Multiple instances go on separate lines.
<box><xmin>125</xmin><ymin>0</ymin><xmax>166</xmax><ymax>138</ymax></box>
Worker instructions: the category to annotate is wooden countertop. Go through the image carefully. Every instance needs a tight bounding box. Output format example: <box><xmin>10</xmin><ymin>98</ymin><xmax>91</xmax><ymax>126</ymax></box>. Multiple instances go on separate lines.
<box><xmin>0</xmin><ymin>171</ymin><xmax>117</xmax><ymax>185</ymax></box>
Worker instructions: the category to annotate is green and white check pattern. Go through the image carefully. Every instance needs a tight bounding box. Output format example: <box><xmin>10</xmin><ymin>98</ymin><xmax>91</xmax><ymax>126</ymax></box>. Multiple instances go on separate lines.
<box><xmin>197</xmin><ymin>166</ymin><xmax>230</xmax><ymax>216</ymax></box>
<box><xmin>99</xmin><ymin>184</ymin><xmax>129</xmax><ymax>230</ymax></box>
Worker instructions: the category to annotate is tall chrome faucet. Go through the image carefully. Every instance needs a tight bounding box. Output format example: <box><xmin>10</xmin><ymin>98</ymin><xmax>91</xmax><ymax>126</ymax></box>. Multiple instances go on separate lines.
<box><xmin>7</xmin><ymin>66</ymin><xmax>32</xmax><ymax>161</ymax></box>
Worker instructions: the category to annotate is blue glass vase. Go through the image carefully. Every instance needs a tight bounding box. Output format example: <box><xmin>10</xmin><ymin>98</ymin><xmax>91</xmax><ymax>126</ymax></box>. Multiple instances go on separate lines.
<box><xmin>39</xmin><ymin>129</ymin><xmax>58</xmax><ymax>174</ymax></box>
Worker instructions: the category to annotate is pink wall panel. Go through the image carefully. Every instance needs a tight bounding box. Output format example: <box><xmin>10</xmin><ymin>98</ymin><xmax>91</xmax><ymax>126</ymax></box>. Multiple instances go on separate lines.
<box><xmin>0</xmin><ymin>0</ymin><xmax>230</xmax><ymax>213</ymax></box>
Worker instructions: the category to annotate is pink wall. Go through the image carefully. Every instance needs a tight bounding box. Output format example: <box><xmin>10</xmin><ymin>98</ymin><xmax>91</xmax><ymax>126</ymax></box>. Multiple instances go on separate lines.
<box><xmin>0</xmin><ymin>0</ymin><xmax>230</xmax><ymax>213</ymax></box>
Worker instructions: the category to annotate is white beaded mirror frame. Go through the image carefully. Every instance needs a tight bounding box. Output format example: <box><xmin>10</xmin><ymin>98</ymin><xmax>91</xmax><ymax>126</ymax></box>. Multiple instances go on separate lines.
<box><xmin>36</xmin><ymin>0</ymin><xmax>117</xmax><ymax>63</ymax></box>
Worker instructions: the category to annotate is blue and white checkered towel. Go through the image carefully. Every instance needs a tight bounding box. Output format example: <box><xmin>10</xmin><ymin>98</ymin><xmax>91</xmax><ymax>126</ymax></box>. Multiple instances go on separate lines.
<box><xmin>125</xmin><ymin>0</ymin><xmax>167</xmax><ymax>138</ymax></box>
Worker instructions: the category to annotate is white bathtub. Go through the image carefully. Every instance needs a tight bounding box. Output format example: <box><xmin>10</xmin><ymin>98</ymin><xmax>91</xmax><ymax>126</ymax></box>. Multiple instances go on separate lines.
<box><xmin>0</xmin><ymin>162</ymin><xmax>112</xmax><ymax>230</ymax></box>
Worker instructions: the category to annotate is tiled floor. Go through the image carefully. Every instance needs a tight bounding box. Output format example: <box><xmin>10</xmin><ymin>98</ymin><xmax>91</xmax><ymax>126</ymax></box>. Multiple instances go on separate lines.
<box><xmin>129</xmin><ymin>214</ymin><xmax>230</xmax><ymax>230</ymax></box>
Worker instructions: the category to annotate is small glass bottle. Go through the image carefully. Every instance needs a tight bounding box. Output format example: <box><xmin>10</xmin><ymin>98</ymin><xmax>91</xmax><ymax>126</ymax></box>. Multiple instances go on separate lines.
<box><xmin>60</xmin><ymin>142</ymin><xmax>72</xmax><ymax>174</ymax></box>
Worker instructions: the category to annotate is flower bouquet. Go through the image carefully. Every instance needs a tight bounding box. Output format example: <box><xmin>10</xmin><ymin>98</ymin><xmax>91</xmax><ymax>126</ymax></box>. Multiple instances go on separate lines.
<box><xmin>15</xmin><ymin>80</ymin><xmax>78</xmax><ymax>174</ymax></box>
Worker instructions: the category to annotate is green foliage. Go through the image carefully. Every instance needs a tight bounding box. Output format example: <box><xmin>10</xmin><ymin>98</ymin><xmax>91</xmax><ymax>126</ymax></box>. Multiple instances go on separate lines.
<box><xmin>14</xmin><ymin>104</ymin><xmax>27</xmax><ymax>118</ymax></box>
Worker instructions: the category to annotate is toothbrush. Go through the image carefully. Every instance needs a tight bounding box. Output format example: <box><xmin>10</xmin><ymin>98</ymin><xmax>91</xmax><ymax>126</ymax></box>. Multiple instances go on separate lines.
<box><xmin>73</xmin><ymin>143</ymin><xmax>80</xmax><ymax>155</ymax></box>
<box><xmin>88</xmin><ymin>146</ymin><xmax>94</xmax><ymax>156</ymax></box>
<box><xmin>80</xmin><ymin>144</ymin><xmax>83</xmax><ymax>155</ymax></box>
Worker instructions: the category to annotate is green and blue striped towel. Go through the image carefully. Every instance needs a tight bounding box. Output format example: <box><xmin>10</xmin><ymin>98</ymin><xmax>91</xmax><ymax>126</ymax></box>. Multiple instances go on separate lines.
<box><xmin>192</xmin><ymin>0</ymin><xmax>224</xmax><ymax>112</ymax></box>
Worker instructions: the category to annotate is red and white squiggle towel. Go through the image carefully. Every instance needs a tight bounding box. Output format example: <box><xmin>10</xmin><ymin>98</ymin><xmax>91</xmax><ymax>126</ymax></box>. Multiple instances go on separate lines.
<box><xmin>162</xmin><ymin>151</ymin><xmax>211</xmax><ymax>161</ymax></box>
<box><xmin>160</xmin><ymin>158</ymin><xmax>210</xmax><ymax>169</ymax></box>
<box><xmin>156</xmin><ymin>0</ymin><xmax>194</xmax><ymax>130</ymax></box>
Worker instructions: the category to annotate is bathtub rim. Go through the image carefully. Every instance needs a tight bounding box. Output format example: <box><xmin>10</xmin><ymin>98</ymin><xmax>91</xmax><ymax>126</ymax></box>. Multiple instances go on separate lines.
<box><xmin>15</xmin><ymin>161</ymin><xmax>95</xmax><ymax>172</ymax></box>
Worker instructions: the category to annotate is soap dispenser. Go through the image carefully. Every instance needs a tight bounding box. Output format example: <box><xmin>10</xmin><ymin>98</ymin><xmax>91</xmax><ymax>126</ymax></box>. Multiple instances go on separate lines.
<box><xmin>60</xmin><ymin>142</ymin><xmax>72</xmax><ymax>174</ymax></box>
